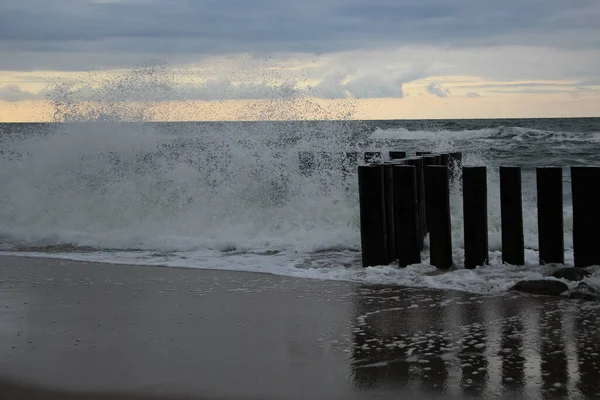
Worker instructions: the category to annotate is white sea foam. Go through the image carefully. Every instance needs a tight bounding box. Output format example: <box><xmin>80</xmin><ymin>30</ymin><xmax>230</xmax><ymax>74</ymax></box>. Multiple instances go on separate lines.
<box><xmin>0</xmin><ymin>121</ymin><xmax>361</xmax><ymax>253</ymax></box>
<box><xmin>370</xmin><ymin>127</ymin><xmax>500</xmax><ymax>141</ymax></box>
<box><xmin>5</xmin><ymin>246</ymin><xmax>598</xmax><ymax>296</ymax></box>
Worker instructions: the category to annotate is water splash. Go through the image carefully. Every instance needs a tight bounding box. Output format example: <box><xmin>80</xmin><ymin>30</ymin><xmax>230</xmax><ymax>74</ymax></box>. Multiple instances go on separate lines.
<box><xmin>1</xmin><ymin>61</ymin><xmax>368</xmax><ymax>253</ymax></box>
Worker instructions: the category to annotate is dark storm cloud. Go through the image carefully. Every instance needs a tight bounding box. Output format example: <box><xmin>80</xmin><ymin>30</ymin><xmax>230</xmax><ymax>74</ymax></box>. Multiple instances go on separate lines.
<box><xmin>1</xmin><ymin>0</ymin><xmax>599</xmax><ymax>70</ymax></box>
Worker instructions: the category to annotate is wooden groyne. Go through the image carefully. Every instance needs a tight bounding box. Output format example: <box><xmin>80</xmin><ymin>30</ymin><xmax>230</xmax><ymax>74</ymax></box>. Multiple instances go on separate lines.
<box><xmin>352</xmin><ymin>151</ymin><xmax>600</xmax><ymax>269</ymax></box>
<box><xmin>356</xmin><ymin>151</ymin><xmax>460</xmax><ymax>268</ymax></box>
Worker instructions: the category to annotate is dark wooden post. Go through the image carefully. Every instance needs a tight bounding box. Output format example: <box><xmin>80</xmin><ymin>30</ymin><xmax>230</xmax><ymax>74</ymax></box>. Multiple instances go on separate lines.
<box><xmin>463</xmin><ymin>166</ymin><xmax>489</xmax><ymax>269</ymax></box>
<box><xmin>394</xmin><ymin>165</ymin><xmax>421</xmax><ymax>267</ymax></box>
<box><xmin>405</xmin><ymin>157</ymin><xmax>425</xmax><ymax>250</ymax></box>
<box><xmin>384</xmin><ymin>164</ymin><xmax>396</xmax><ymax>263</ymax></box>
<box><xmin>358</xmin><ymin>165</ymin><xmax>388</xmax><ymax>267</ymax></box>
<box><xmin>389</xmin><ymin>151</ymin><xmax>407</xmax><ymax>160</ymax></box>
<box><xmin>571</xmin><ymin>167</ymin><xmax>600</xmax><ymax>268</ymax></box>
<box><xmin>298</xmin><ymin>151</ymin><xmax>315</xmax><ymax>176</ymax></box>
<box><xmin>500</xmin><ymin>166</ymin><xmax>525</xmax><ymax>265</ymax></box>
<box><xmin>422</xmin><ymin>155</ymin><xmax>437</xmax><ymax>171</ymax></box>
<box><xmin>440</xmin><ymin>153</ymin><xmax>450</xmax><ymax>167</ymax></box>
<box><xmin>425</xmin><ymin>165</ymin><xmax>453</xmax><ymax>269</ymax></box>
<box><xmin>364</xmin><ymin>152</ymin><xmax>381</xmax><ymax>163</ymax></box>
<box><xmin>536</xmin><ymin>167</ymin><xmax>564</xmax><ymax>265</ymax></box>
<box><xmin>422</xmin><ymin>156</ymin><xmax>437</xmax><ymax>234</ymax></box>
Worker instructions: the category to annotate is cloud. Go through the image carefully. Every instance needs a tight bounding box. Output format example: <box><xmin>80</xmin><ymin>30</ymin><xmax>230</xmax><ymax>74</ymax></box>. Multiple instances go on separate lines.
<box><xmin>427</xmin><ymin>82</ymin><xmax>451</xmax><ymax>98</ymax></box>
<box><xmin>466</xmin><ymin>92</ymin><xmax>480</xmax><ymax>98</ymax></box>
<box><xmin>466</xmin><ymin>82</ymin><xmax>574</xmax><ymax>89</ymax></box>
<box><xmin>4</xmin><ymin>46</ymin><xmax>598</xmax><ymax>104</ymax></box>
<box><xmin>487</xmin><ymin>89</ymin><xmax>570</xmax><ymax>94</ymax></box>
<box><xmin>31</xmin><ymin>57</ymin><xmax>428</xmax><ymax>102</ymax></box>
<box><xmin>46</xmin><ymin>71</ymin><xmax>413</xmax><ymax>102</ymax></box>
<box><xmin>0</xmin><ymin>84</ymin><xmax>44</xmax><ymax>102</ymax></box>
<box><xmin>578</xmin><ymin>78</ymin><xmax>600</xmax><ymax>86</ymax></box>
<box><xmin>1</xmin><ymin>0</ymin><xmax>599</xmax><ymax>72</ymax></box>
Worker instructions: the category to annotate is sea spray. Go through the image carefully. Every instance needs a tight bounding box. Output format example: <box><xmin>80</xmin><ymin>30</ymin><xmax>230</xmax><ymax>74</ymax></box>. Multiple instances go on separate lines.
<box><xmin>0</xmin><ymin>63</ymin><xmax>365</xmax><ymax>254</ymax></box>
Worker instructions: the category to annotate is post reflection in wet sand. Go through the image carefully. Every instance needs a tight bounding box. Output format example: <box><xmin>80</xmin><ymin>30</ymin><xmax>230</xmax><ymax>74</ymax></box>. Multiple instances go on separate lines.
<box><xmin>457</xmin><ymin>293</ymin><xmax>489</xmax><ymax>396</ymax></box>
<box><xmin>351</xmin><ymin>286</ymin><xmax>411</xmax><ymax>390</ymax></box>
<box><xmin>540</xmin><ymin>303</ymin><xmax>569</xmax><ymax>398</ymax></box>
<box><xmin>499</xmin><ymin>302</ymin><xmax>526</xmax><ymax>396</ymax></box>
<box><xmin>349</xmin><ymin>284</ymin><xmax>600</xmax><ymax>399</ymax></box>
<box><xmin>575</xmin><ymin>303</ymin><xmax>600</xmax><ymax>398</ymax></box>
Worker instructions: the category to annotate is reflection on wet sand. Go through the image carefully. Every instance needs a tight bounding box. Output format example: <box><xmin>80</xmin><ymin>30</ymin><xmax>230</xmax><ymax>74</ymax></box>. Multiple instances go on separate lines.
<box><xmin>350</xmin><ymin>285</ymin><xmax>600</xmax><ymax>399</ymax></box>
<box><xmin>540</xmin><ymin>303</ymin><xmax>568</xmax><ymax>398</ymax></box>
<box><xmin>499</xmin><ymin>302</ymin><xmax>526</xmax><ymax>396</ymax></box>
<box><xmin>576</xmin><ymin>303</ymin><xmax>600</xmax><ymax>398</ymax></box>
<box><xmin>458</xmin><ymin>294</ymin><xmax>488</xmax><ymax>396</ymax></box>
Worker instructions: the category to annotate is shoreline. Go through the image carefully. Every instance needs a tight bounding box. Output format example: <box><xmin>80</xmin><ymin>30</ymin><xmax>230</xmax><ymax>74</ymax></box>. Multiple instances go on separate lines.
<box><xmin>1</xmin><ymin>256</ymin><xmax>599</xmax><ymax>399</ymax></box>
<box><xmin>1</xmin><ymin>250</ymin><xmax>582</xmax><ymax>298</ymax></box>
<box><xmin>0</xmin><ymin>251</ymin><xmax>306</xmax><ymax>279</ymax></box>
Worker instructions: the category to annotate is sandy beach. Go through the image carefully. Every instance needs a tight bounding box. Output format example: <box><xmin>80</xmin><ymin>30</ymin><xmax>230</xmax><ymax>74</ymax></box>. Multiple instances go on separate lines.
<box><xmin>1</xmin><ymin>255</ymin><xmax>599</xmax><ymax>399</ymax></box>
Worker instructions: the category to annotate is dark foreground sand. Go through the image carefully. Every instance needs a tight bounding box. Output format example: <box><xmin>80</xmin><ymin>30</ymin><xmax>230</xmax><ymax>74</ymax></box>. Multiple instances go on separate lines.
<box><xmin>1</xmin><ymin>256</ymin><xmax>600</xmax><ymax>400</ymax></box>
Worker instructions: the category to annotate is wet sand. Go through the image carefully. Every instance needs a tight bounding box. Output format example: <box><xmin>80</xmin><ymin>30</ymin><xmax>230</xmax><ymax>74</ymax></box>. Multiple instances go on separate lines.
<box><xmin>1</xmin><ymin>255</ymin><xmax>599</xmax><ymax>399</ymax></box>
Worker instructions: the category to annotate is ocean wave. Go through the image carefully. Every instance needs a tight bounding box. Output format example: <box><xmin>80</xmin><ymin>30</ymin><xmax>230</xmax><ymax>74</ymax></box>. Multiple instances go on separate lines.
<box><xmin>370</xmin><ymin>125</ymin><xmax>600</xmax><ymax>143</ymax></box>
<box><xmin>0</xmin><ymin>121</ymin><xmax>364</xmax><ymax>254</ymax></box>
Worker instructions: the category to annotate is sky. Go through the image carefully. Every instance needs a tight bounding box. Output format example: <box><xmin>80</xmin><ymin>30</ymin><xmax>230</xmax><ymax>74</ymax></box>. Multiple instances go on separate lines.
<box><xmin>0</xmin><ymin>0</ymin><xmax>599</xmax><ymax>121</ymax></box>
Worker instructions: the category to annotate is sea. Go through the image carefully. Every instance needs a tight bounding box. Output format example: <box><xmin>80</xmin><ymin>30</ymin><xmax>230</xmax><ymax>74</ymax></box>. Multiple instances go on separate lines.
<box><xmin>1</xmin><ymin>117</ymin><xmax>600</xmax><ymax>294</ymax></box>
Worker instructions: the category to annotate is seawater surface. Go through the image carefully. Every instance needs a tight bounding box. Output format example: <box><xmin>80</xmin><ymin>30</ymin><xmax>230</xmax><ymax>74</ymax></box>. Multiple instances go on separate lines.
<box><xmin>1</xmin><ymin>118</ymin><xmax>600</xmax><ymax>294</ymax></box>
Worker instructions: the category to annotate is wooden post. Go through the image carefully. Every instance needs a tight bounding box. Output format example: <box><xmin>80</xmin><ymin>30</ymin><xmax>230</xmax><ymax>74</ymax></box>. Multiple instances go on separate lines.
<box><xmin>571</xmin><ymin>167</ymin><xmax>600</xmax><ymax>268</ymax></box>
<box><xmin>405</xmin><ymin>157</ymin><xmax>425</xmax><ymax>250</ymax></box>
<box><xmin>389</xmin><ymin>151</ymin><xmax>407</xmax><ymax>160</ymax></box>
<box><xmin>394</xmin><ymin>165</ymin><xmax>421</xmax><ymax>267</ymax></box>
<box><xmin>364</xmin><ymin>152</ymin><xmax>381</xmax><ymax>163</ymax></box>
<box><xmin>383</xmin><ymin>164</ymin><xmax>396</xmax><ymax>263</ymax></box>
<box><xmin>422</xmin><ymin>155</ymin><xmax>437</xmax><ymax>171</ymax></box>
<box><xmin>422</xmin><ymin>156</ymin><xmax>437</xmax><ymax>234</ymax></box>
<box><xmin>536</xmin><ymin>167</ymin><xmax>564</xmax><ymax>265</ymax></box>
<box><xmin>500</xmin><ymin>166</ymin><xmax>525</xmax><ymax>265</ymax></box>
<box><xmin>358</xmin><ymin>165</ymin><xmax>388</xmax><ymax>267</ymax></box>
<box><xmin>463</xmin><ymin>166</ymin><xmax>489</xmax><ymax>269</ymax></box>
<box><xmin>440</xmin><ymin>153</ymin><xmax>450</xmax><ymax>167</ymax></box>
<box><xmin>298</xmin><ymin>151</ymin><xmax>315</xmax><ymax>176</ymax></box>
<box><xmin>425</xmin><ymin>165</ymin><xmax>453</xmax><ymax>269</ymax></box>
